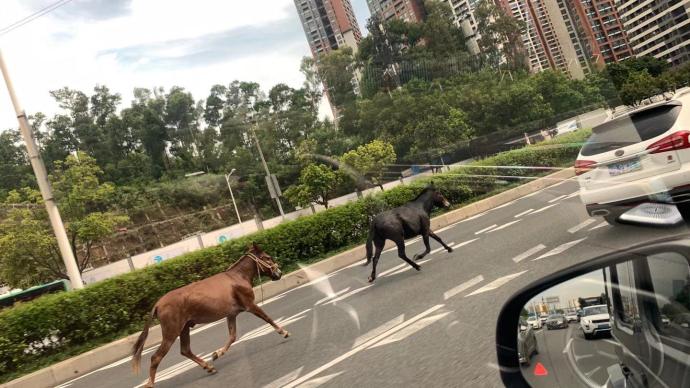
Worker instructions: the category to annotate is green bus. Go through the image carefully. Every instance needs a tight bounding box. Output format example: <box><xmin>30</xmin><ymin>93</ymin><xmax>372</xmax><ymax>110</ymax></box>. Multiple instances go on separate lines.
<box><xmin>0</xmin><ymin>279</ymin><xmax>70</xmax><ymax>309</ymax></box>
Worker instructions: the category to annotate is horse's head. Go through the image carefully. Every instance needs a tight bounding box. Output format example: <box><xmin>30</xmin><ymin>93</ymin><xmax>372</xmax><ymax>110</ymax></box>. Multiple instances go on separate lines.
<box><xmin>428</xmin><ymin>183</ymin><xmax>451</xmax><ymax>209</ymax></box>
<box><xmin>249</xmin><ymin>242</ymin><xmax>282</xmax><ymax>280</ymax></box>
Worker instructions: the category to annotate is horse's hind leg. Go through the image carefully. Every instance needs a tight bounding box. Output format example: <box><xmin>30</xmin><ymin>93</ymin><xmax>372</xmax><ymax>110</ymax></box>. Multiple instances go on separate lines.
<box><xmin>368</xmin><ymin>238</ymin><xmax>385</xmax><ymax>283</ymax></box>
<box><xmin>429</xmin><ymin>231</ymin><xmax>453</xmax><ymax>252</ymax></box>
<box><xmin>395</xmin><ymin>238</ymin><xmax>421</xmax><ymax>271</ymax></box>
<box><xmin>212</xmin><ymin>315</ymin><xmax>237</xmax><ymax>361</ymax></box>
<box><xmin>146</xmin><ymin>334</ymin><xmax>175</xmax><ymax>388</ymax></box>
<box><xmin>180</xmin><ymin>322</ymin><xmax>217</xmax><ymax>374</ymax></box>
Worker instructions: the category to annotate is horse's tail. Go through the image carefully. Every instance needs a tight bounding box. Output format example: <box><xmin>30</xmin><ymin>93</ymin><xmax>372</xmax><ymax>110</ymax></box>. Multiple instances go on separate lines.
<box><xmin>132</xmin><ymin>306</ymin><xmax>156</xmax><ymax>374</ymax></box>
<box><xmin>365</xmin><ymin>221</ymin><xmax>375</xmax><ymax>262</ymax></box>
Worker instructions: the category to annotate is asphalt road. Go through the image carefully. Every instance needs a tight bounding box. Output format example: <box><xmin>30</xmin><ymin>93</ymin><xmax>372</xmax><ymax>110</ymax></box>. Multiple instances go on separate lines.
<box><xmin>522</xmin><ymin>323</ymin><xmax>617</xmax><ymax>387</ymax></box>
<box><xmin>58</xmin><ymin>179</ymin><xmax>690</xmax><ymax>388</ymax></box>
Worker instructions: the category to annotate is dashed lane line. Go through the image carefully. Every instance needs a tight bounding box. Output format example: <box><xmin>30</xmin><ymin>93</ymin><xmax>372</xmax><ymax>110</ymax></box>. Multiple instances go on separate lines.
<box><xmin>443</xmin><ymin>275</ymin><xmax>484</xmax><ymax>300</ymax></box>
<box><xmin>548</xmin><ymin>194</ymin><xmax>568</xmax><ymax>203</ymax></box>
<box><xmin>511</xmin><ymin>244</ymin><xmax>546</xmax><ymax>263</ymax></box>
<box><xmin>488</xmin><ymin>219</ymin><xmax>522</xmax><ymax>233</ymax></box>
<box><xmin>369</xmin><ymin>312</ymin><xmax>451</xmax><ymax>349</ymax></box>
<box><xmin>589</xmin><ymin>221</ymin><xmax>608</xmax><ymax>231</ymax></box>
<box><xmin>530</xmin><ymin>203</ymin><xmax>559</xmax><ymax>215</ymax></box>
<box><xmin>465</xmin><ymin>271</ymin><xmax>528</xmax><ymax>297</ymax></box>
<box><xmin>475</xmin><ymin>224</ymin><xmax>498</xmax><ymax>235</ymax></box>
<box><xmin>532</xmin><ymin>238</ymin><xmax>587</xmax><ymax>261</ymax></box>
<box><xmin>514</xmin><ymin>209</ymin><xmax>534</xmax><ymax>218</ymax></box>
<box><xmin>567</xmin><ymin>218</ymin><xmax>596</xmax><ymax>234</ymax></box>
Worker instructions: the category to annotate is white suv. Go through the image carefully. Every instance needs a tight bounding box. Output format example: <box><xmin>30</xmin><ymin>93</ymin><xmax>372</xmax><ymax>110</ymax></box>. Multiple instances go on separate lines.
<box><xmin>579</xmin><ymin>304</ymin><xmax>611</xmax><ymax>339</ymax></box>
<box><xmin>576</xmin><ymin>90</ymin><xmax>690</xmax><ymax>225</ymax></box>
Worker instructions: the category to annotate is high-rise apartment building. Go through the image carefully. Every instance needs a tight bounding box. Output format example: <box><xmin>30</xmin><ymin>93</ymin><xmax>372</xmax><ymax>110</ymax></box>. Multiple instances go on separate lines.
<box><xmin>615</xmin><ymin>0</ymin><xmax>690</xmax><ymax>66</ymax></box>
<box><xmin>565</xmin><ymin>0</ymin><xmax>633</xmax><ymax>66</ymax></box>
<box><xmin>366</xmin><ymin>0</ymin><xmax>426</xmax><ymax>23</ymax></box>
<box><xmin>294</xmin><ymin>0</ymin><xmax>362</xmax><ymax>57</ymax></box>
<box><xmin>498</xmin><ymin>0</ymin><xmax>590</xmax><ymax>78</ymax></box>
<box><xmin>444</xmin><ymin>0</ymin><xmax>482</xmax><ymax>54</ymax></box>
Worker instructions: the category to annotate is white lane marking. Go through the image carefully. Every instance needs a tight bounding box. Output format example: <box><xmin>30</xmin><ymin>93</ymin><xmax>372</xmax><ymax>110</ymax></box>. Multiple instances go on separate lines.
<box><xmin>530</xmin><ymin>203</ymin><xmax>559</xmax><ymax>215</ymax></box>
<box><xmin>436</xmin><ymin>221</ymin><xmax>464</xmax><ymax>233</ymax></box>
<box><xmin>405</xmin><ymin>237</ymin><xmax>422</xmax><ymax>246</ymax></box>
<box><xmin>597</xmin><ymin>350</ymin><xmax>618</xmax><ymax>360</ymax></box>
<box><xmin>514</xmin><ymin>208</ymin><xmax>534</xmax><ymax>218</ymax></box>
<box><xmin>443</xmin><ymin>275</ymin><xmax>484</xmax><ymax>300</ymax></box>
<box><xmin>475</xmin><ymin>224</ymin><xmax>498</xmax><ymax>235</ymax></box>
<box><xmin>568</xmin><ymin>218</ymin><xmax>597</xmax><ymax>234</ymax></box>
<box><xmin>240</xmin><ymin>309</ymin><xmax>310</xmax><ymax>341</ymax></box>
<box><xmin>603</xmin><ymin>339</ymin><xmax>619</xmax><ymax>346</ymax></box>
<box><xmin>512</xmin><ymin>244</ymin><xmax>546</xmax><ymax>263</ymax></box>
<box><xmin>532</xmin><ymin>238</ymin><xmax>587</xmax><ymax>261</ymax></box>
<box><xmin>352</xmin><ymin>315</ymin><xmax>405</xmax><ymax>348</ymax></box>
<box><xmin>378</xmin><ymin>263</ymin><xmax>407</xmax><ymax>277</ymax></box>
<box><xmin>323</xmin><ymin>285</ymin><xmax>373</xmax><ymax>305</ymax></box>
<box><xmin>315</xmin><ymin>288</ymin><xmax>351</xmax><ymax>305</ymax></box>
<box><xmin>566</xmin><ymin>191</ymin><xmax>580</xmax><ymax>199</ymax></box>
<box><xmin>462</xmin><ymin>212</ymin><xmax>487</xmax><ymax>222</ymax></box>
<box><xmin>488</xmin><ymin>219</ymin><xmax>522</xmax><ymax>233</ymax></box>
<box><xmin>263</xmin><ymin>367</ymin><xmax>305</xmax><ymax>388</ymax></box>
<box><xmin>369</xmin><ymin>312</ymin><xmax>451</xmax><ymax>349</ymax></box>
<box><xmin>385</xmin><ymin>257</ymin><xmax>433</xmax><ymax>277</ymax></box>
<box><xmin>490</xmin><ymin>200</ymin><xmax>517</xmax><ymax>211</ymax></box>
<box><xmin>575</xmin><ymin>354</ymin><xmax>594</xmax><ymax>362</ymax></box>
<box><xmin>548</xmin><ymin>194</ymin><xmax>568</xmax><ymax>203</ymax></box>
<box><xmin>455</xmin><ymin>238</ymin><xmax>479</xmax><ymax>248</ymax></box>
<box><xmin>585</xmin><ymin>366</ymin><xmax>601</xmax><ymax>378</ymax></box>
<box><xmin>296</xmin><ymin>371</ymin><xmax>345</xmax><ymax>388</ymax></box>
<box><xmin>282</xmin><ymin>305</ymin><xmax>445</xmax><ymax>388</ymax></box>
<box><xmin>589</xmin><ymin>221</ymin><xmax>608</xmax><ymax>231</ymax></box>
<box><xmin>465</xmin><ymin>271</ymin><xmax>528</xmax><ymax>297</ymax></box>
<box><xmin>430</xmin><ymin>242</ymin><xmax>455</xmax><ymax>255</ymax></box>
<box><xmin>563</xmin><ymin>338</ymin><xmax>573</xmax><ymax>354</ymax></box>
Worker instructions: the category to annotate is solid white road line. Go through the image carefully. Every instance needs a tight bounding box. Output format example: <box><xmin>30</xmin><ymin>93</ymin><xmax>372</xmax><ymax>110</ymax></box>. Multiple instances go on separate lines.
<box><xmin>532</xmin><ymin>238</ymin><xmax>587</xmax><ymax>261</ymax></box>
<box><xmin>488</xmin><ymin>219</ymin><xmax>522</xmax><ymax>233</ymax></box>
<box><xmin>465</xmin><ymin>271</ymin><xmax>528</xmax><ymax>297</ymax></box>
<box><xmin>511</xmin><ymin>244</ymin><xmax>546</xmax><ymax>263</ymax></box>
<box><xmin>567</xmin><ymin>219</ymin><xmax>596</xmax><ymax>234</ymax></box>
<box><xmin>514</xmin><ymin>208</ymin><xmax>534</xmax><ymax>218</ymax></box>
<box><xmin>475</xmin><ymin>224</ymin><xmax>498</xmax><ymax>235</ymax></box>
<box><xmin>443</xmin><ymin>275</ymin><xmax>484</xmax><ymax>300</ymax></box>
<box><xmin>585</xmin><ymin>366</ymin><xmax>601</xmax><ymax>378</ymax></box>
<box><xmin>282</xmin><ymin>305</ymin><xmax>445</xmax><ymax>388</ymax></box>
<box><xmin>548</xmin><ymin>194</ymin><xmax>568</xmax><ymax>203</ymax></box>
<box><xmin>589</xmin><ymin>221</ymin><xmax>608</xmax><ymax>231</ymax></box>
<box><xmin>490</xmin><ymin>200</ymin><xmax>517</xmax><ymax>211</ymax></box>
<box><xmin>370</xmin><ymin>312</ymin><xmax>451</xmax><ymax>348</ymax></box>
<box><xmin>530</xmin><ymin>203</ymin><xmax>559</xmax><ymax>215</ymax></box>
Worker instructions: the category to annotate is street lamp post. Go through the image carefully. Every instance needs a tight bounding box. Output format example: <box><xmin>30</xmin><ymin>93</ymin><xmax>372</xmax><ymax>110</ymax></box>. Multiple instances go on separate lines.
<box><xmin>0</xmin><ymin>50</ymin><xmax>84</xmax><ymax>289</ymax></box>
<box><xmin>224</xmin><ymin>169</ymin><xmax>242</xmax><ymax>224</ymax></box>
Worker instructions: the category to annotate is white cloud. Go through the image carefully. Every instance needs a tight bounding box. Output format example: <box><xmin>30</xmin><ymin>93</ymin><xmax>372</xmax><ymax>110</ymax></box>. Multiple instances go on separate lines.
<box><xmin>0</xmin><ymin>0</ymin><xmax>323</xmax><ymax>132</ymax></box>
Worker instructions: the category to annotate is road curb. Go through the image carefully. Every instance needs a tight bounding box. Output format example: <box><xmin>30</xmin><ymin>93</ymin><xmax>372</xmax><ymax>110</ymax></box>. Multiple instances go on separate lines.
<box><xmin>3</xmin><ymin>168</ymin><xmax>575</xmax><ymax>388</ymax></box>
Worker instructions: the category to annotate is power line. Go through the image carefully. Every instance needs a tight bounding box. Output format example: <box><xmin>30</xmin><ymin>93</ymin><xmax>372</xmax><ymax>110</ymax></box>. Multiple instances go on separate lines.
<box><xmin>0</xmin><ymin>0</ymin><xmax>74</xmax><ymax>37</ymax></box>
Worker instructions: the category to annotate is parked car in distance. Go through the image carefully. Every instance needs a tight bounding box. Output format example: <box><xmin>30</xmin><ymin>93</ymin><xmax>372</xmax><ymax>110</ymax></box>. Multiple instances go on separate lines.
<box><xmin>580</xmin><ymin>304</ymin><xmax>611</xmax><ymax>339</ymax></box>
<box><xmin>517</xmin><ymin>318</ymin><xmax>538</xmax><ymax>366</ymax></box>
<box><xmin>539</xmin><ymin>313</ymin><xmax>548</xmax><ymax>325</ymax></box>
<box><xmin>576</xmin><ymin>89</ymin><xmax>690</xmax><ymax>226</ymax></box>
<box><xmin>546</xmin><ymin>314</ymin><xmax>568</xmax><ymax>330</ymax></box>
<box><xmin>565</xmin><ymin>311</ymin><xmax>578</xmax><ymax>322</ymax></box>
<box><xmin>526</xmin><ymin>314</ymin><xmax>541</xmax><ymax>329</ymax></box>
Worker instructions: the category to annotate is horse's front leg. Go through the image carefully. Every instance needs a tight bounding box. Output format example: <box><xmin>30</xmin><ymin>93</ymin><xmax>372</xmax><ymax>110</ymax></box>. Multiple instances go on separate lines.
<box><xmin>414</xmin><ymin>233</ymin><xmax>431</xmax><ymax>261</ymax></box>
<box><xmin>247</xmin><ymin>303</ymin><xmax>290</xmax><ymax>338</ymax></box>
<box><xmin>212</xmin><ymin>315</ymin><xmax>237</xmax><ymax>361</ymax></box>
<box><xmin>429</xmin><ymin>231</ymin><xmax>453</xmax><ymax>252</ymax></box>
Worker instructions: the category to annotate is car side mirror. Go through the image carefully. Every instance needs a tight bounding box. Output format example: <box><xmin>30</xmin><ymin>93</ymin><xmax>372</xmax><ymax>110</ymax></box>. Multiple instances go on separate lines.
<box><xmin>495</xmin><ymin>238</ymin><xmax>690</xmax><ymax>387</ymax></box>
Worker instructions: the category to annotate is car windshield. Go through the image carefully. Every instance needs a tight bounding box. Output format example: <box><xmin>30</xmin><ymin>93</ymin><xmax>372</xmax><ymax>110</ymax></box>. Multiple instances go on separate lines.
<box><xmin>584</xmin><ymin>306</ymin><xmax>608</xmax><ymax>316</ymax></box>
<box><xmin>2</xmin><ymin>1</ymin><xmax>690</xmax><ymax>388</ymax></box>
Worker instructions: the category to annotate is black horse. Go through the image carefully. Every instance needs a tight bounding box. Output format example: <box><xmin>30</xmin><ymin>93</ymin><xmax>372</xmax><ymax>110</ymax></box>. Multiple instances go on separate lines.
<box><xmin>364</xmin><ymin>184</ymin><xmax>454</xmax><ymax>282</ymax></box>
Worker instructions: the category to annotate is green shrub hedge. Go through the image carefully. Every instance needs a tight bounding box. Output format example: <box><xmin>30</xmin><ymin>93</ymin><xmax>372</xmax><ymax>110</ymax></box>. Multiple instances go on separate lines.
<box><xmin>0</xmin><ymin>130</ymin><xmax>589</xmax><ymax>381</ymax></box>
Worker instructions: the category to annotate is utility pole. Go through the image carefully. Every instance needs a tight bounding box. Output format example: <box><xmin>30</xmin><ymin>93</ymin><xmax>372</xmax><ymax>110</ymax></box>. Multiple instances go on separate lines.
<box><xmin>0</xmin><ymin>50</ymin><xmax>84</xmax><ymax>289</ymax></box>
<box><xmin>224</xmin><ymin>169</ymin><xmax>242</xmax><ymax>223</ymax></box>
<box><xmin>250</xmin><ymin>124</ymin><xmax>285</xmax><ymax>219</ymax></box>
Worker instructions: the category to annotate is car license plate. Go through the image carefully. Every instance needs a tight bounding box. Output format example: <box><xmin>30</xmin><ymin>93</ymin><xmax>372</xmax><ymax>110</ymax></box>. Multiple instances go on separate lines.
<box><xmin>598</xmin><ymin>323</ymin><xmax>610</xmax><ymax>329</ymax></box>
<box><xmin>609</xmin><ymin>158</ymin><xmax>641</xmax><ymax>176</ymax></box>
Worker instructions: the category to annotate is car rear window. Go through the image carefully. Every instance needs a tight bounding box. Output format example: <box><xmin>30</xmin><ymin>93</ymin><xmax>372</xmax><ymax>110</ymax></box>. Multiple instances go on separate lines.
<box><xmin>581</xmin><ymin>102</ymin><xmax>682</xmax><ymax>156</ymax></box>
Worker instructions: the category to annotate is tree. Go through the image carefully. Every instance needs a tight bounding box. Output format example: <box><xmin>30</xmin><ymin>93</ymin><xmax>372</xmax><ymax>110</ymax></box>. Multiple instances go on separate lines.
<box><xmin>284</xmin><ymin>164</ymin><xmax>340</xmax><ymax>209</ymax></box>
<box><xmin>474</xmin><ymin>0</ymin><xmax>527</xmax><ymax>70</ymax></box>
<box><xmin>421</xmin><ymin>0</ymin><xmax>466</xmax><ymax>56</ymax></box>
<box><xmin>317</xmin><ymin>47</ymin><xmax>358</xmax><ymax>110</ymax></box>
<box><xmin>619</xmin><ymin>70</ymin><xmax>662</xmax><ymax>106</ymax></box>
<box><xmin>340</xmin><ymin>140</ymin><xmax>396</xmax><ymax>191</ymax></box>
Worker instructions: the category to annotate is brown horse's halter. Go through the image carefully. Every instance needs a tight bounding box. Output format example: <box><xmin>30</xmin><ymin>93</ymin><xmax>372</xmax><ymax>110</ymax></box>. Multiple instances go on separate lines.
<box><xmin>242</xmin><ymin>253</ymin><xmax>279</xmax><ymax>304</ymax></box>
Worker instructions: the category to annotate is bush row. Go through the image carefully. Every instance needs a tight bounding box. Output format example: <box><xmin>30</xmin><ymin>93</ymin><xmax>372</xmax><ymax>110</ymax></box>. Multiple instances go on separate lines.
<box><xmin>0</xmin><ymin>130</ymin><xmax>589</xmax><ymax>381</ymax></box>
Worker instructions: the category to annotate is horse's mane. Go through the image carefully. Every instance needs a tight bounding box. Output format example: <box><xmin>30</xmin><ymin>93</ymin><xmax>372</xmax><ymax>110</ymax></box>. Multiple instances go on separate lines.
<box><xmin>412</xmin><ymin>186</ymin><xmax>434</xmax><ymax>202</ymax></box>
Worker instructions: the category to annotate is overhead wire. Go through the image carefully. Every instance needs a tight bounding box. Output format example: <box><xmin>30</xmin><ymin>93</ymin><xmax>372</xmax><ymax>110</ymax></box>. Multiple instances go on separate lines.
<box><xmin>0</xmin><ymin>0</ymin><xmax>75</xmax><ymax>37</ymax></box>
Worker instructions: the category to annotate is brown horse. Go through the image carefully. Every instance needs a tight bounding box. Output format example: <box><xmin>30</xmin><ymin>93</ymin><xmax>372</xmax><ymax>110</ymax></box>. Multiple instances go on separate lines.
<box><xmin>131</xmin><ymin>243</ymin><xmax>289</xmax><ymax>387</ymax></box>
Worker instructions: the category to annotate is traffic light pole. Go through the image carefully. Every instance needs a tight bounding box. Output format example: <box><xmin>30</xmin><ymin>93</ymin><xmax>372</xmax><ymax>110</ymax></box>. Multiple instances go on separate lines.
<box><xmin>0</xmin><ymin>50</ymin><xmax>84</xmax><ymax>289</ymax></box>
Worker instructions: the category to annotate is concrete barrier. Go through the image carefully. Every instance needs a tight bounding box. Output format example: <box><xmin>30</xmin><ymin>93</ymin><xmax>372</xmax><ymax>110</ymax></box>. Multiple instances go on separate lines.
<box><xmin>2</xmin><ymin>168</ymin><xmax>575</xmax><ymax>388</ymax></box>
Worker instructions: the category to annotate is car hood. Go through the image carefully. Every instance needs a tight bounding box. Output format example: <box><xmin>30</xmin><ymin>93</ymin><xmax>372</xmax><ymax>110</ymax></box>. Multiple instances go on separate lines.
<box><xmin>583</xmin><ymin>313</ymin><xmax>610</xmax><ymax>321</ymax></box>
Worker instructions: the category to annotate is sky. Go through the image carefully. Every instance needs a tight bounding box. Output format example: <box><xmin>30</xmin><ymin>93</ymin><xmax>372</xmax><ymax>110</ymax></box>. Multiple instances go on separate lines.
<box><xmin>0</xmin><ymin>0</ymin><xmax>372</xmax><ymax>132</ymax></box>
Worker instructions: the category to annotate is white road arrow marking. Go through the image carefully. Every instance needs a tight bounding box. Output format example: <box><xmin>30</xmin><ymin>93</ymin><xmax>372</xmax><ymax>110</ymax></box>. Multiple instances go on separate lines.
<box><xmin>296</xmin><ymin>371</ymin><xmax>344</xmax><ymax>388</ymax></box>
<box><xmin>369</xmin><ymin>312</ymin><xmax>451</xmax><ymax>348</ymax></box>
<box><xmin>512</xmin><ymin>244</ymin><xmax>546</xmax><ymax>263</ymax></box>
<box><xmin>589</xmin><ymin>221</ymin><xmax>608</xmax><ymax>231</ymax></box>
<box><xmin>568</xmin><ymin>219</ymin><xmax>596</xmax><ymax>234</ymax></box>
<box><xmin>465</xmin><ymin>271</ymin><xmax>528</xmax><ymax>297</ymax></box>
<box><xmin>353</xmin><ymin>315</ymin><xmax>405</xmax><ymax>348</ymax></box>
<box><xmin>443</xmin><ymin>275</ymin><xmax>484</xmax><ymax>300</ymax></box>
<box><xmin>263</xmin><ymin>367</ymin><xmax>305</xmax><ymax>388</ymax></box>
<box><xmin>532</xmin><ymin>238</ymin><xmax>587</xmax><ymax>261</ymax></box>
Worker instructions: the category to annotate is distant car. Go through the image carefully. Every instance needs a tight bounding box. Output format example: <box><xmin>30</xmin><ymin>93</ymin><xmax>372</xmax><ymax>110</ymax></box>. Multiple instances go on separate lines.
<box><xmin>580</xmin><ymin>304</ymin><xmax>611</xmax><ymax>339</ymax></box>
<box><xmin>539</xmin><ymin>314</ymin><xmax>548</xmax><ymax>325</ymax></box>
<box><xmin>526</xmin><ymin>315</ymin><xmax>542</xmax><ymax>329</ymax></box>
<box><xmin>661</xmin><ymin>314</ymin><xmax>671</xmax><ymax>325</ymax></box>
<box><xmin>576</xmin><ymin>89</ymin><xmax>690</xmax><ymax>226</ymax></box>
<box><xmin>565</xmin><ymin>311</ymin><xmax>578</xmax><ymax>322</ymax></box>
<box><xmin>546</xmin><ymin>314</ymin><xmax>568</xmax><ymax>330</ymax></box>
<box><xmin>517</xmin><ymin>318</ymin><xmax>538</xmax><ymax>366</ymax></box>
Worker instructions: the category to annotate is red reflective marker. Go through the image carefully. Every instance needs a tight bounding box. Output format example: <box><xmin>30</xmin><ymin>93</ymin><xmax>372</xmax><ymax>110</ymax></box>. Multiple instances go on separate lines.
<box><xmin>534</xmin><ymin>362</ymin><xmax>548</xmax><ymax>376</ymax></box>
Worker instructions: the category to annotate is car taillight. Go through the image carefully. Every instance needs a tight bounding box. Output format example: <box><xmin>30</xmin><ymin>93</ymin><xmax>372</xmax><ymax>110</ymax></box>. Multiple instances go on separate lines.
<box><xmin>647</xmin><ymin>130</ymin><xmax>690</xmax><ymax>154</ymax></box>
<box><xmin>575</xmin><ymin>160</ymin><xmax>596</xmax><ymax>176</ymax></box>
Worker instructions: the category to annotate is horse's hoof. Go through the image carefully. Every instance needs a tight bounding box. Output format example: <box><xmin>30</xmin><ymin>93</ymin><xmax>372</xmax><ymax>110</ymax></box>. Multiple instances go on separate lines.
<box><xmin>282</xmin><ymin>330</ymin><xmax>290</xmax><ymax>338</ymax></box>
<box><xmin>207</xmin><ymin>367</ymin><xmax>218</xmax><ymax>375</ymax></box>
<box><xmin>144</xmin><ymin>384</ymin><xmax>154</xmax><ymax>388</ymax></box>
<box><xmin>211</xmin><ymin>351</ymin><xmax>219</xmax><ymax>361</ymax></box>
<box><xmin>368</xmin><ymin>276</ymin><xmax>375</xmax><ymax>283</ymax></box>
<box><xmin>447</xmin><ymin>247</ymin><xmax>454</xmax><ymax>253</ymax></box>
<box><xmin>414</xmin><ymin>265</ymin><xmax>421</xmax><ymax>271</ymax></box>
